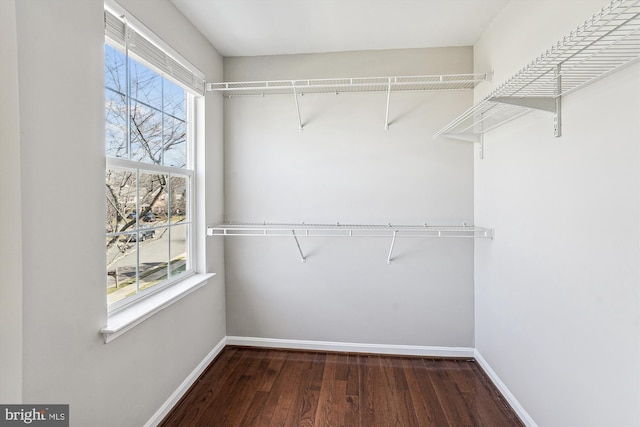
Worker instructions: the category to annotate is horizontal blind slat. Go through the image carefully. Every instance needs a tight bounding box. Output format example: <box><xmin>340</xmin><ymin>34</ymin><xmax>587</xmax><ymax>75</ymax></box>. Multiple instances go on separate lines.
<box><xmin>104</xmin><ymin>9</ymin><xmax>125</xmax><ymax>46</ymax></box>
<box><xmin>104</xmin><ymin>9</ymin><xmax>205</xmax><ymax>95</ymax></box>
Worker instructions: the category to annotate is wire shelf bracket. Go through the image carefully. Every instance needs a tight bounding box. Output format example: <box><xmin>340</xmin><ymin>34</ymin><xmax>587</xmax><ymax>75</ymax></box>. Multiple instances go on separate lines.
<box><xmin>385</xmin><ymin>78</ymin><xmax>392</xmax><ymax>130</ymax></box>
<box><xmin>434</xmin><ymin>0</ymin><xmax>640</xmax><ymax>156</ymax></box>
<box><xmin>291</xmin><ymin>230</ymin><xmax>307</xmax><ymax>263</ymax></box>
<box><xmin>207</xmin><ymin>222</ymin><xmax>494</xmax><ymax>264</ymax></box>
<box><xmin>488</xmin><ymin>65</ymin><xmax>562</xmax><ymax>137</ymax></box>
<box><xmin>387</xmin><ymin>230</ymin><xmax>398</xmax><ymax>264</ymax></box>
<box><xmin>292</xmin><ymin>84</ymin><xmax>304</xmax><ymax>131</ymax></box>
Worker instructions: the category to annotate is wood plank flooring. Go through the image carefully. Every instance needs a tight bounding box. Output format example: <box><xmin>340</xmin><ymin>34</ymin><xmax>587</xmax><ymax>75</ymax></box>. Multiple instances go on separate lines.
<box><xmin>160</xmin><ymin>346</ymin><xmax>523</xmax><ymax>427</ymax></box>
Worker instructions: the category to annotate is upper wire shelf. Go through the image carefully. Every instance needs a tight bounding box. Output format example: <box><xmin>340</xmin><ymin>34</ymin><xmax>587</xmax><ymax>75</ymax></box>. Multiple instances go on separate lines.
<box><xmin>209</xmin><ymin>74</ymin><xmax>487</xmax><ymax>131</ymax></box>
<box><xmin>434</xmin><ymin>0</ymin><xmax>640</xmax><ymax>147</ymax></box>
<box><xmin>207</xmin><ymin>74</ymin><xmax>487</xmax><ymax>97</ymax></box>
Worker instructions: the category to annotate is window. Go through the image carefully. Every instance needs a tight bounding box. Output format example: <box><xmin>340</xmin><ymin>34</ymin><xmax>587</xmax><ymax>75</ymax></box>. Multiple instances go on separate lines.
<box><xmin>104</xmin><ymin>5</ymin><xmax>203</xmax><ymax>310</ymax></box>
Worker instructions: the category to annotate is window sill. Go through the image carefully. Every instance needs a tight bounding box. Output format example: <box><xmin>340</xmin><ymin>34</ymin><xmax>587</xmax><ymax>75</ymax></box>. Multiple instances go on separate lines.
<box><xmin>100</xmin><ymin>273</ymin><xmax>215</xmax><ymax>343</ymax></box>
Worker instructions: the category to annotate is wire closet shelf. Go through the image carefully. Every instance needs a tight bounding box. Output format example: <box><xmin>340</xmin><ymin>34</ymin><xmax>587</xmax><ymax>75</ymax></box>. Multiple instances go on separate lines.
<box><xmin>207</xmin><ymin>74</ymin><xmax>487</xmax><ymax>97</ymax></box>
<box><xmin>207</xmin><ymin>222</ymin><xmax>494</xmax><ymax>239</ymax></box>
<box><xmin>208</xmin><ymin>223</ymin><xmax>493</xmax><ymax>263</ymax></box>
<box><xmin>434</xmin><ymin>0</ymin><xmax>640</xmax><ymax>142</ymax></box>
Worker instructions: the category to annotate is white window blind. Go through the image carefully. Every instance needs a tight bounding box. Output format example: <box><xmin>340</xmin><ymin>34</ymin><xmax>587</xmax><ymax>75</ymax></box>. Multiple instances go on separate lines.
<box><xmin>104</xmin><ymin>7</ymin><xmax>205</xmax><ymax>95</ymax></box>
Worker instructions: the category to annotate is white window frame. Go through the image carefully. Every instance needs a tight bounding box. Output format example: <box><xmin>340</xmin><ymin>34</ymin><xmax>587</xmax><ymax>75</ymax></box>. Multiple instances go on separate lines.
<box><xmin>102</xmin><ymin>1</ymin><xmax>212</xmax><ymax>342</ymax></box>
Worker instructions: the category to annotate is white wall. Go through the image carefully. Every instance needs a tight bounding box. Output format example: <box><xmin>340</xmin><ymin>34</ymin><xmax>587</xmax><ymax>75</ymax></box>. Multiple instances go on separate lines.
<box><xmin>473</xmin><ymin>1</ymin><xmax>640</xmax><ymax>426</ymax></box>
<box><xmin>223</xmin><ymin>48</ymin><xmax>477</xmax><ymax>348</ymax></box>
<box><xmin>0</xmin><ymin>0</ymin><xmax>23</xmax><ymax>404</ymax></box>
<box><xmin>12</xmin><ymin>0</ymin><xmax>225</xmax><ymax>425</ymax></box>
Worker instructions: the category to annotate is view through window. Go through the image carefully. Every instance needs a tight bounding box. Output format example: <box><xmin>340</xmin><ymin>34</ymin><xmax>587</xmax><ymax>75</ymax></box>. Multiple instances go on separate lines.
<box><xmin>105</xmin><ymin>42</ymin><xmax>194</xmax><ymax>308</ymax></box>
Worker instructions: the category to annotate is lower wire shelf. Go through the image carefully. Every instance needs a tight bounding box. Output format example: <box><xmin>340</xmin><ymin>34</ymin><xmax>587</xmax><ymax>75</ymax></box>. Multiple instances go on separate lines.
<box><xmin>207</xmin><ymin>222</ymin><xmax>493</xmax><ymax>238</ymax></box>
<box><xmin>207</xmin><ymin>222</ymin><xmax>494</xmax><ymax>264</ymax></box>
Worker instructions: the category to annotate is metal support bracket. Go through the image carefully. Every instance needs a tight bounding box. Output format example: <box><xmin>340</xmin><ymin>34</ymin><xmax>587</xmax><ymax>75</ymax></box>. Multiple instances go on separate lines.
<box><xmin>489</xmin><ymin>96</ymin><xmax>557</xmax><ymax>112</ymax></box>
<box><xmin>554</xmin><ymin>65</ymin><xmax>562</xmax><ymax>137</ymax></box>
<box><xmin>385</xmin><ymin>78</ymin><xmax>392</xmax><ymax>130</ymax></box>
<box><xmin>292</xmin><ymin>83</ymin><xmax>303</xmax><ymax>131</ymax></box>
<box><xmin>387</xmin><ymin>230</ymin><xmax>398</xmax><ymax>264</ymax></box>
<box><xmin>489</xmin><ymin>65</ymin><xmax>562</xmax><ymax>137</ymax></box>
<box><xmin>292</xmin><ymin>230</ymin><xmax>306</xmax><ymax>263</ymax></box>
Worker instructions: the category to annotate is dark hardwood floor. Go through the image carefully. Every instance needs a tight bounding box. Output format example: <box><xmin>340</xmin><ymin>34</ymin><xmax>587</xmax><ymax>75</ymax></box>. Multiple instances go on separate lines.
<box><xmin>160</xmin><ymin>346</ymin><xmax>523</xmax><ymax>427</ymax></box>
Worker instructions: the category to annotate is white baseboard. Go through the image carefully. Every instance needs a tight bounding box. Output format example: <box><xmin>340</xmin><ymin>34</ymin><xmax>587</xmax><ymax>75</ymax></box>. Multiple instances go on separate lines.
<box><xmin>474</xmin><ymin>349</ymin><xmax>537</xmax><ymax>427</ymax></box>
<box><xmin>144</xmin><ymin>336</ymin><xmax>227</xmax><ymax>427</ymax></box>
<box><xmin>226</xmin><ymin>336</ymin><xmax>475</xmax><ymax>358</ymax></box>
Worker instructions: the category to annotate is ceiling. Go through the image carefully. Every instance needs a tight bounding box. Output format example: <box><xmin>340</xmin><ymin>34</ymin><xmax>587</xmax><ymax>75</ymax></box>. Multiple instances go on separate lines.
<box><xmin>171</xmin><ymin>0</ymin><xmax>511</xmax><ymax>57</ymax></box>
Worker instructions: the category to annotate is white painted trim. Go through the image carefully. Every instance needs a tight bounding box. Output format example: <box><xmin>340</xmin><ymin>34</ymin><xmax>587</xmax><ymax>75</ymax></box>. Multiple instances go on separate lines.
<box><xmin>144</xmin><ymin>336</ymin><xmax>227</xmax><ymax>427</ymax></box>
<box><xmin>474</xmin><ymin>349</ymin><xmax>537</xmax><ymax>427</ymax></box>
<box><xmin>101</xmin><ymin>273</ymin><xmax>214</xmax><ymax>343</ymax></box>
<box><xmin>226</xmin><ymin>336</ymin><xmax>474</xmax><ymax>358</ymax></box>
